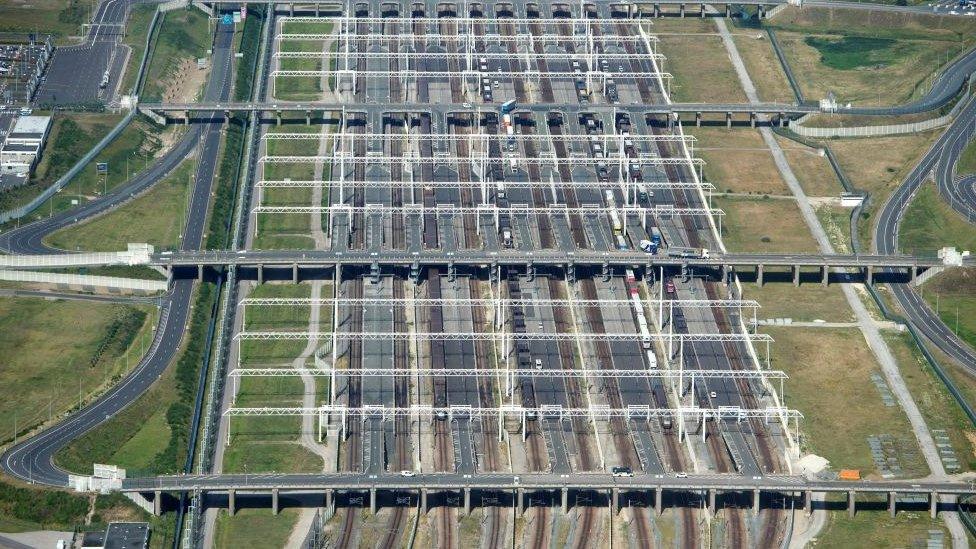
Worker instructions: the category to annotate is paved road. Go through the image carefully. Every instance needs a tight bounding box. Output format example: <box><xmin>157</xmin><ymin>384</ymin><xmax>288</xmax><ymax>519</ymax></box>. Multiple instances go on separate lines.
<box><xmin>0</xmin><ymin>288</ymin><xmax>164</xmax><ymax>305</ymax></box>
<box><xmin>0</xmin><ymin>20</ymin><xmax>237</xmax><ymax>488</ymax></box>
<box><xmin>875</xmin><ymin>96</ymin><xmax>976</xmax><ymax>374</ymax></box>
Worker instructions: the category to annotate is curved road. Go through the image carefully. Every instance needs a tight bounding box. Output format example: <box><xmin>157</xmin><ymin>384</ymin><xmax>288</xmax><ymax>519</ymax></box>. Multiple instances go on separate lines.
<box><xmin>875</xmin><ymin>96</ymin><xmax>976</xmax><ymax>373</ymax></box>
<box><xmin>0</xmin><ymin>20</ymin><xmax>236</xmax><ymax>486</ymax></box>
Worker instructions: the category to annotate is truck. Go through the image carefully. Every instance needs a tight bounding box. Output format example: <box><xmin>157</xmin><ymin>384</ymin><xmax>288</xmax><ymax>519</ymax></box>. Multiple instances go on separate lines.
<box><xmin>667</xmin><ymin>246</ymin><xmax>709</xmax><ymax>259</ymax></box>
<box><xmin>639</xmin><ymin>239</ymin><xmax>658</xmax><ymax>255</ymax></box>
<box><xmin>500</xmin><ymin>99</ymin><xmax>517</xmax><ymax>114</ymax></box>
<box><xmin>650</xmin><ymin>227</ymin><xmax>662</xmax><ymax>247</ymax></box>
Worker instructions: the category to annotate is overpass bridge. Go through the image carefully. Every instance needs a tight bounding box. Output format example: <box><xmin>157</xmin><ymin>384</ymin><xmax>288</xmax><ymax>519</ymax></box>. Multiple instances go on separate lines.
<box><xmin>139</xmin><ymin>100</ymin><xmax>817</xmax><ymax>128</ymax></box>
<box><xmin>118</xmin><ymin>471</ymin><xmax>976</xmax><ymax>519</ymax></box>
<box><xmin>1</xmin><ymin>247</ymin><xmax>968</xmax><ymax>285</ymax></box>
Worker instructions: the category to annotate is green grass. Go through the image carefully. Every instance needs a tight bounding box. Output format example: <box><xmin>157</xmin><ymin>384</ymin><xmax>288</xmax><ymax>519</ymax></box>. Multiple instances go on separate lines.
<box><xmin>119</xmin><ymin>4</ymin><xmax>158</xmax><ymax>95</ymax></box>
<box><xmin>899</xmin><ymin>183</ymin><xmax>976</xmax><ymax>255</ymax></box>
<box><xmin>44</xmin><ymin>158</ymin><xmax>194</xmax><ymax>252</ymax></box>
<box><xmin>141</xmin><ymin>7</ymin><xmax>212</xmax><ymax>102</ymax></box>
<box><xmin>816</xmin><ymin>509</ymin><xmax>945</xmax><ymax>549</ymax></box>
<box><xmin>213</xmin><ymin>508</ymin><xmax>300</xmax><ymax>549</ymax></box>
<box><xmin>0</xmin><ymin>0</ymin><xmax>91</xmax><ymax>41</ymax></box>
<box><xmin>803</xmin><ymin>36</ymin><xmax>904</xmax><ymax>70</ymax></box>
<box><xmin>56</xmin><ymin>284</ymin><xmax>216</xmax><ymax>476</ymax></box>
<box><xmin>0</xmin><ymin>299</ymin><xmax>154</xmax><ymax>446</ymax></box>
<box><xmin>958</xmin><ymin>140</ymin><xmax>976</xmax><ymax>175</ymax></box>
<box><xmin>921</xmin><ymin>268</ymin><xmax>976</xmax><ymax>355</ymax></box>
<box><xmin>0</xmin><ymin>481</ymin><xmax>89</xmax><ymax>531</ymax></box>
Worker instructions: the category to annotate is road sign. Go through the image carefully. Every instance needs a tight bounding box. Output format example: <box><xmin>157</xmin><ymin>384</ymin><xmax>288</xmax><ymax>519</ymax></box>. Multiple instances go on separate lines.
<box><xmin>95</xmin><ymin>162</ymin><xmax>108</xmax><ymax>175</ymax></box>
<box><xmin>240</xmin><ymin>6</ymin><xmax>247</xmax><ymax>20</ymax></box>
<box><xmin>222</xmin><ymin>13</ymin><xmax>233</xmax><ymax>25</ymax></box>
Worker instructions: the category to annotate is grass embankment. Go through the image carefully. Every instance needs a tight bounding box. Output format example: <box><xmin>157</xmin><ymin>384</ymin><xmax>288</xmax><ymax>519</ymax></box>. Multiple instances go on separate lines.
<box><xmin>768</xmin><ymin>7</ymin><xmax>976</xmax><ymax>107</ymax></box>
<box><xmin>821</xmin><ymin>131</ymin><xmax>940</xmax><ymax>247</ymax></box>
<box><xmin>959</xmin><ymin>140</ymin><xmax>976</xmax><ymax>175</ymax></box>
<box><xmin>692</xmin><ymin>128</ymin><xmax>788</xmax><ymax>195</ymax></box>
<box><xmin>213</xmin><ymin>509</ymin><xmax>300</xmax><ymax>549</ymax></box>
<box><xmin>225</xmin><ymin>284</ymin><xmax>324</xmax><ymax>473</ymax></box>
<box><xmin>118</xmin><ymin>4</ymin><xmax>158</xmax><ymax>95</ymax></box>
<box><xmin>772</xmin><ymin>135</ymin><xmax>842</xmax><ymax>197</ymax></box>
<box><xmin>899</xmin><ymin>184</ymin><xmax>976</xmax><ymax>254</ymax></box>
<box><xmin>646</xmin><ymin>19</ymin><xmax>747</xmax><ymax>104</ymax></box>
<box><xmin>714</xmin><ymin>196</ymin><xmax>819</xmax><ymax>253</ymax></box>
<box><xmin>921</xmin><ymin>269</ymin><xmax>976</xmax><ymax>355</ymax></box>
<box><xmin>764</xmin><ymin>327</ymin><xmax>928</xmax><ymax>477</ymax></box>
<box><xmin>141</xmin><ymin>7</ymin><xmax>212</xmax><ymax>102</ymax></box>
<box><xmin>0</xmin><ymin>299</ymin><xmax>154</xmax><ymax>446</ymax></box>
<box><xmin>0</xmin><ymin>0</ymin><xmax>91</xmax><ymax>41</ymax></box>
<box><xmin>44</xmin><ymin>158</ymin><xmax>194</xmax><ymax>252</ymax></box>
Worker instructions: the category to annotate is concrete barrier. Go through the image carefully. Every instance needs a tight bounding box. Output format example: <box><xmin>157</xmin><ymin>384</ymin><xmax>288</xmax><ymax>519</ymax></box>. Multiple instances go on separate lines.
<box><xmin>0</xmin><ymin>269</ymin><xmax>167</xmax><ymax>292</ymax></box>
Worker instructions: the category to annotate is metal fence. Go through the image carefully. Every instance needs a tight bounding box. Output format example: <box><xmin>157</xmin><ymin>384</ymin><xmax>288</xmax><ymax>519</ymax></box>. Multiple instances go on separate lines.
<box><xmin>792</xmin><ymin>92</ymin><xmax>970</xmax><ymax>139</ymax></box>
<box><xmin>0</xmin><ymin>269</ymin><xmax>167</xmax><ymax>291</ymax></box>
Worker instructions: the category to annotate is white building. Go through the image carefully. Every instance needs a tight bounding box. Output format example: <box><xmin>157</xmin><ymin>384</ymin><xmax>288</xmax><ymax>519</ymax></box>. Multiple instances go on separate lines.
<box><xmin>0</xmin><ymin>114</ymin><xmax>51</xmax><ymax>177</ymax></box>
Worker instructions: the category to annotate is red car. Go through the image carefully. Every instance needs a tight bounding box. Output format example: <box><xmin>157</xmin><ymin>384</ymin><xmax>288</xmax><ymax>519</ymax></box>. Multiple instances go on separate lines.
<box><xmin>665</xmin><ymin>281</ymin><xmax>676</xmax><ymax>294</ymax></box>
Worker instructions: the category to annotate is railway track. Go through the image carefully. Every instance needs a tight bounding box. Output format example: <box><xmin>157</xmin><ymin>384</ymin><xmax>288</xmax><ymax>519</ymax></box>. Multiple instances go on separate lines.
<box><xmin>335</xmin><ymin>277</ymin><xmax>365</xmax><ymax>548</ymax></box>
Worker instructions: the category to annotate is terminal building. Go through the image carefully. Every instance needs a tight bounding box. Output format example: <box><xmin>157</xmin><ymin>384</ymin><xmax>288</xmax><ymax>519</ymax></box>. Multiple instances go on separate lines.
<box><xmin>0</xmin><ymin>114</ymin><xmax>52</xmax><ymax>189</ymax></box>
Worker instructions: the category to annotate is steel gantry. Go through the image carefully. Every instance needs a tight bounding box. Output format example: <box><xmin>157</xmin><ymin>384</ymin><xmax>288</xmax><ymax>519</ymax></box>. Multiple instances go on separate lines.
<box><xmin>221</xmin><ymin>404</ymin><xmax>802</xmax><ymax>444</ymax></box>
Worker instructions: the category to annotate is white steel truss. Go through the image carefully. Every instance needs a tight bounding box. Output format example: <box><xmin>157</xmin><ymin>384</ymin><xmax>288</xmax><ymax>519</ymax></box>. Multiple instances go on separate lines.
<box><xmin>225</xmin><ymin>404</ymin><xmax>801</xmax><ymax>420</ymax></box>
<box><xmin>282</xmin><ymin>16</ymin><xmax>649</xmax><ymax>26</ymax></box>
<box><xmin>235</xmin><ymin>331</ymin><xmax>773</xmax><ymax>343</ymax></box>
<box><xmin>256</xmin><ymin>179</ymin><xmax>716</xmax><ymax>192</ymax></box>
<box><xmin>252</xmin><ymin>204</ymin><xmax>723</xmax><ymax>217</ymax></box>
<box><xmin>241</xmin><ymin>297</ymin><xmax>758</xmax><ymax>309</ymax></box>
<box><xmin>261</xmin><ymin>155</ymin><xmax>702</xmax><ymax>166</ymax></box>
<box><xmin>229</xmin><ymin>367</ymin><xmax>787</xmax><ymax>380</ymax></box>
<box><xmin>274</xmin><ymin>50</ymin><xmax>665</xmax><ymax>62</ymax></box>
<box><xmin>278</xmin><ymin>33</ymin><xmax>658</xmax><ymax>44</ymax></box>
<box><xmin>271</xmin><ymin>70</ymin><xmax>667</xmax><ymax>79</ymax></box>
<box><xmin>263</xmin><ymin>133</ymin><xmax>695</xmax><ymax>145</ymax></box>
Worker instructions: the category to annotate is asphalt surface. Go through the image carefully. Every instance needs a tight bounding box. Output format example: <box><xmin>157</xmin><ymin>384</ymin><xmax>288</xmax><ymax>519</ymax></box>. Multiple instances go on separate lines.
<box><xmin>875</xmin><ymin>96</ymin><xmax>976</xmax><ymax>375</ymax></box>
<box><xmin>35</xmin><ymin>0</ymin><xmax>136</xmax><ymax>106</ymax></box>
<box><xmin>0</xmin><ymin>18</ymin><xmax>237</xmax><ymax>487</ymax></box>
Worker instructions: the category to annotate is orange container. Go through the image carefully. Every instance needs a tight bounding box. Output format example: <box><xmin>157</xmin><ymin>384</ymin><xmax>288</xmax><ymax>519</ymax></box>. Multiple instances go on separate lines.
<box><xmin>838</xmin><ymin>469</ymin><xmax>861</xmax><ymax>481</ymax></box>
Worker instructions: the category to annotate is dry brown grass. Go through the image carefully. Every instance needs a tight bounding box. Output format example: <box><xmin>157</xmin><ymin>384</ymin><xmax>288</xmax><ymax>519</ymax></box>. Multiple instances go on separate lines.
<box><xmin>774</xmin><ymin>134</ymin><xmax>843</xmax><ymax>197</ymax></box>
<box><xmin>647</xmin><ymin>20</ymin><xmax>747</xmax><ymax>103</ymax></box>
<box><xmin>763</xmin><ymin>327</ymin><xmax>929</xmax><ymax>478</ymax></box>
<box><xmin>715</xmin><ymin>196</ymin><xmax>819</xmax><ymax>253</ymax></box>
<box><xmin>743</xmin><ymin>283</ymin><xmax>853</xmax><ymax>323</ymax></box>
<box><xmin>732</xmin><ymin>33</ymin><xmax>796</xmax><ymax>103</ymax></box>
<box><xmin>690</xmin><ymin>127</ymin><xmax>789</xmax><ymax>195</ymax></box>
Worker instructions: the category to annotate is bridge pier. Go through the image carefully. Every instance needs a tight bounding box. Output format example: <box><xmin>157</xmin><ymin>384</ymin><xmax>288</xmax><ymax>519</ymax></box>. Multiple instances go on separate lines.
<box><xmin>516</xmin><ymin>489</ymin><xmax>524</xmax><ymax>516</ymax></box>
<box><xmin>726</xmin><ymin>111</ymin><xmax>732</xmax><ymax>128</ymax></box>
<box><xmin>699</xmin><ymin>3</ymin><xmax>706</xmax><ymax>17</ymax></box>
<box><xmin>708</xmin><ymin>489</ymin><xmax>716</xmax><ymax>514</ymax></box>
<box><xmin>561</xmin><ymin>488</ymin><xmax>569</xmax><ymax>513</ymax></box>
<box><xmin>223</xmin><ymin>110</ymin><xmax>230</xmax><ymax>125</ymax></box>
<box><xmin>679</xmin><ymin>3</ymin><xmax>685</xmax><ymax>16</ymax></box>
<box><xmin>464</xmin><ymin>488</ymin><xmax>471</xmax><ymax>515</ymax></box>
<box><xmin>184</xmin><ymin>110</ymin><xmax>190</xmax><ymax>126</ymax></box>
<box><xmin>421</xmin><ymin>489</ymin><xmax>428</xmax><ymax>514</ymax></box>
<box><xmin>779</xmin><ymin>113</ymin><xmax>786</xmax><ymax>128</ymax></box>
<box><xmin>276</xmin><ymin>110</ymin><xmax>282</xmax><ymax>126</ymax></box>
<box><xmin>931</xmin><ymin>492</ymin><xmax>938</xmax><ymax>518</ymax></box>
<box><xmin>756</xmin><ymin>263</ymin><xmax>764</xmax><ymax>287</ymax></box>
<box><xmin>655</xmin><ymin>487</ymin><xmax>663</xmax><ymax>515</ymax></box>
<box><xmin>611</xmin><ymin>488</ymin><xmax>619</xmax><ymax>514</ymax></box>
<box><xmin>370</xmin><ymin>488</ymin><xmax>377</xmax><ymax>514</ymax></box>
<box><xmin>292</xmin><ymin>263</ymin><xmax>299</xmax><ymax>284</ymax></box>
<box><xmin>153</xmin><ymin>490</ymin><xmax>161</xmax><ymax>516</ymax></box>
<box><xmin>229</xmin><ymin>489</ymin><xmax>236</xmax><ymax>516</ymax></box>
<box><xmin>750</xmin><ymin>112</ymin><xmax>756</xmax><ymax>128</ymax></box>
<box><xmin>847</xmin><ymin>490</ymin><xmax>855</xmax><ymax>518</ymax></box>
<box><xmin>888</xmin><ymin>491</ymin><xmax>896</xmax><ymax>518</ymax></box>
<box><xmin>272</xmin><ymin>488</ymin><xmax>279</xmax><ymax>515</ymax></box>
<box><xmin>753</xmin><ymin>489</ymin><xmax>760</xmax><ymax>515</ymax></box>
<box><xmin>198</xmin><ymin>264</ymin><xmax>204</xmax><ymax>281</ymax></box>
<box><xmin>865</xmin><ymin>266</ymin><xmax>873</xmax><ymax>286</ymax></box>
<box><xmin>725</xmin><ymin>4</ymin><xmax>732</xmax><ymax>17</ymax></box>
<box><xmin>821</xmin><ymin>265</ymin><xmax>829</xmax><ymax>286</ymax></box>
<box><xmin>258</xmin><ymin>264</ymin><xmax>264</xmax><ymax>284</ymax></box>
<box><xmin>793</xmin><ymin>265</ymin><xmax>800</xmax><ymax>287</ymax></box>
<box><xmin>805</xmin><ymin>490</ymin><xmax>813</xmax><ymax>516</ymax></box>
<box><xmin>695</xmin><ymin>111</ymin><xmax>701</xmax><ymax>127</ymax></box>
<box><xmin>326</xmin><ymin>489</ymin><xmax>333</xmax><ymax>510</ymax></box>
<box><xmin>653</xmin><ymin>3</ymin><xmax>660</xmax><ymax>17</ymax></box>
<box><xmin>306</xmin><ymin>110</ymin><xmax>312</xmax><ymax>125</ymax></box>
